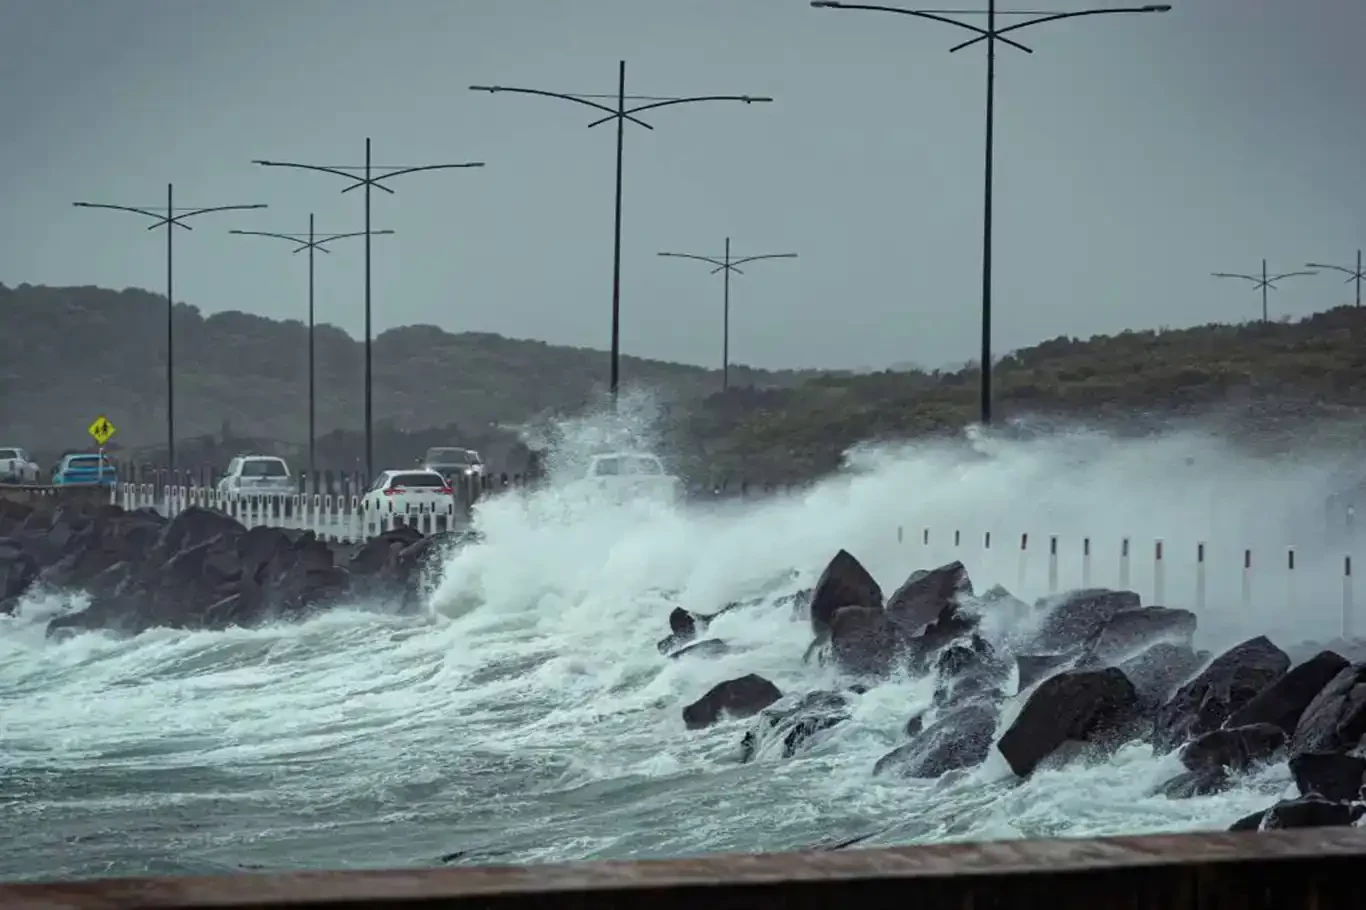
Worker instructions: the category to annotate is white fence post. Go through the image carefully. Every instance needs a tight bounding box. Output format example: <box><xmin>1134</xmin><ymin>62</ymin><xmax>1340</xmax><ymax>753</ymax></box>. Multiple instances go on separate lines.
<box><xmin>1241</xmin><ymin>549</ymin><xmax>1252</xmax><ymax>610</ymax></box>
<box><xmin>1344</xmin><ymin>556</ymin><xmax>1354</xmax><ymax>641</ymax></box>
<box><xmin>1195</xmin><ymin>542</ymin><xmax>1206</xmax><ymax>610</ymax></box>
<box><xmin>1286</xmin><ymin>546</ymin><xmax>1297</xmax><ymax>608</ymax></box>
<box><xmin>1119</xmin><ymin>537</ymin><xmax>1131</xmax><ymax>589</ymax></box>
<box><xmin>1081</xmin><ymin>537</ymin><xmax>1091</xmax><ymax>588</ymax></box>
<box><xmin>1153</xmin><ymin>539</ymin><xmax>1165</xmax><ymax>606</ymax></box>
<box><xmin>1017</xmin><ymin>532</ymin><xmax>1029</xmax><ymax>593</ymax></box>
<box><xmin>1047</xmin><ymin>535</ymin><xmax>1059</xmax><ymax>595</ymax></box>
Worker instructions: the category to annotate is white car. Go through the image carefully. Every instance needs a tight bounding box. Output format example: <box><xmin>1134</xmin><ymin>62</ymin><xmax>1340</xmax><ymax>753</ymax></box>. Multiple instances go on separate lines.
<box><xmin>360</xmin><ymin>469</ymin><xmax>455</xmax><ymax>516</ymax></box>
<box><xmin>217</xmin><ymin>454</ymin><xmax>295</xmax><ymax>497</ymax></box>
<box><xmin>0</xmin><ymin>447</ymin><xmax>39</xmax><ymax>484</ymax></box>
<box><xmin>580</xmin><ymin>452</ymin><xmax>683</xmax><ymax>504</ymax></box>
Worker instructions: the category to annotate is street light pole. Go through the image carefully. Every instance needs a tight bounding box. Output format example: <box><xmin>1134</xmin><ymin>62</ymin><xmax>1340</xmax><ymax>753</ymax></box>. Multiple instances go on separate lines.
<box><xmin>1212</xmin><ymin>259</ymin><xmax>1318</xmax><ymax>323</ymax></box>
<box><xmin>251</xmin><ymin>140</ymin><xmax>484</xmax><ymax>481</ymax></box>
<box><xmin>470</xmin><ymin>62</ymin><xmax>774</xmax><ymax>402</ymax></box>
<box><xmin>809</xmin><ymin>1</ymin><xmax>1172</xmax><ymax>425</ymax></box>
<box><xmin>657</xmin><ymin>238</ymin><xmax>798</xmax><ymax>390</ymax></box>
<box><xmin>74</xmin><ymin>184</ymin><xmax>267</xmax><ymax>471</ymax></box>
<box><xmin>1306</xmin><ymin>249</ymin><xmax>1365</xmax><ymax>309</ymax></box>
<box><xmin>229</xmin><ymin>217</ymin><xmax>396</xmax><ymax>479</ymax></box>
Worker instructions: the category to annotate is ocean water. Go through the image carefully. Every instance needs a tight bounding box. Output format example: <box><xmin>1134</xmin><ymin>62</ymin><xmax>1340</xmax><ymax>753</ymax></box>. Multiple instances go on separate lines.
<box><xmin>2</xmin><ymin>409</ymin><xmax>1361</xmax><ymax>882</ymax></box>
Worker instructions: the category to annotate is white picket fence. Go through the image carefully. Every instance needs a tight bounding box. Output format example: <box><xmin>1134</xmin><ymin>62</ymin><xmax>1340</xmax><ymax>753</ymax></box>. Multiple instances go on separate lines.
<box><xmin>897</xmin><ymin>524</ymin><xmax>1359</xmax><ymax>641</ymax></box>
<box><xmin>112</xmin><ymin>484</ymin><xmax>465</xmax><ymax>544</ymax></box>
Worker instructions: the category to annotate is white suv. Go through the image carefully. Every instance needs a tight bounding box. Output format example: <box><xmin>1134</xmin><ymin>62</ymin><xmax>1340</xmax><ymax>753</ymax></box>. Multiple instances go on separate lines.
<box><xmin>0</xmin><ymin>448</ymin><xmax>39</xmax><ymax>484</ymax></box>
<box><xmin>217</xmin><ymin>455</ymin><xmax>294</xmax><ymax>496</ymax></box>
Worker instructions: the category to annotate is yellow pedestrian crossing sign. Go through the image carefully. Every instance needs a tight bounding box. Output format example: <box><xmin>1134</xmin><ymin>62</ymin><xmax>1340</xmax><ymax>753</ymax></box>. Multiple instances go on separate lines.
<box><xmin>88</xmin><ymin>415</ymin><xmax>117</xmax><ymax>447</ymax></box>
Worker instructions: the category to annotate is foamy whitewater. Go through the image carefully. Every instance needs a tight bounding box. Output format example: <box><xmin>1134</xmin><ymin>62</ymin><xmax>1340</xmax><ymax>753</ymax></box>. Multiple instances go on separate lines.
<box><xmin>2</xmin><ymin>405</ymin><xmax>1363</xmax><ymax>881</ymax></box>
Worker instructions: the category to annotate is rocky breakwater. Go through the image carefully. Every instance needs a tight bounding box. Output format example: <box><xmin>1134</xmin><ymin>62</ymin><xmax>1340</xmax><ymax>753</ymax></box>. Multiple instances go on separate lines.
<box><xmin>0</xmin><ymin>498</ymin><xmax>465</xmax><ymax>635</ymax></box>
<box><xmin>663</xmin><ymin>547</ymin><xmax>1366</xmax><ymax>834</ymax></box>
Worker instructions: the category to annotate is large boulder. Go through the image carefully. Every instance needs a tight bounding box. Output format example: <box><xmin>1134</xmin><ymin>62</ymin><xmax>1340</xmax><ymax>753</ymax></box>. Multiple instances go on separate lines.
<box><xmin>682</xmin><ymin>674</ymin><xmax>783</xmax><ymax>730</ymax></box>
<box><xmin>1289</xmin><ymin>752</ymin><xmax>1366</xmax><ymax>802</ymax></box>
<box><xmin>873</xmin><ymin>701</ymin><xmax>999</xmax><ymax>779</ymax></box>
<box><xmin>829</xmin><ymin>606</ymin><xmax>904</xmax><ymax>677</ymax></box>
<box><xmin>0</xmin><ymin>537</ymin><xmax>38</xmax><ymax>613</ymax></box>
<box><xmin>808</xmin><ymin>549</ymin><xmax>882</xmax><ymax>637</ymax></box>
<box><xmin>996</xmin><ymin>667</ymin><xmax>1141</xmax><ymax>777</ymax></box>
<box><xmin>932</xmin><ymin>634</ymin><xmax>1009</xmax><ymax>708</ymax></box>
<box><xmin>1117</xmin><ymin>642</ymin><xmax>1209</xmax><ymax>713</ymax></box>
<box><xmin>739</xmin><ymin>690</ymin><xmax>852</xmax><ymax>762</ymax></box>
<box><xmin>1029</xmin><ymin>588</ymin><xmax>1141</xmax><ymax>654</ymax></box>
<box><xmin>884</xmin><ymin>561</ymin><xmax>971</xmax><ymax>635</ymax></box>
<box><xmin>1087</xmin><ymin>607</ymin><xmax>1197</xmax><ymax>662</ymax></box>
<box><xmin>1288</xmin><ymin>662</ymin><xmax>1366</xmax><ymax>757</ymax></box>
<box><xmin>1152</xmin><ymin>636</ymin><xmax>1290</xmax><ymax>753</ymax></box>
<box><xmin>1224</xmin><ymin>650</ymin><xmax>1349</xmax><ymax>737</ymax></box>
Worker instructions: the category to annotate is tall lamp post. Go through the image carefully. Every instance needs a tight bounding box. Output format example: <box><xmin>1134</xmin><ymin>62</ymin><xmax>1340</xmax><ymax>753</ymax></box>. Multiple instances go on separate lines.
<box><xmin>73</xmin><ymin>185</ymin><xmax>267</xmax><ymax>470</ymax></box>
<box><xmin>229</xmin><ymin>215</ymin><xmax>395</xmax><ymax>478</ymax></box>
<box><xmin>470</xmin><ymin>62</ymin><xmax>773</xmax><ymax>401</ymax></box>
<box><xmin>1305</xmin><ymin>249</ymin><xmax>1364</xmax><ymax>309</ymax></box>
<box><xmin>809</xmin><ymin>1</ymin><xmax>1172</xmax><ymax>425</ymax></box>
<box><xmin>657</xmin><ymin>237</ymin><xmax>798</xmax><ymax>390</ymax></box>
<box><xmin>1212</xmin><ymin>259</ymin><xmax>1318</xmax><ymax>323</ymax></box>
<box><xmin>251</xmin><ymin>139</ymin><xmax>484</xmax><ymax>480</ymax></box>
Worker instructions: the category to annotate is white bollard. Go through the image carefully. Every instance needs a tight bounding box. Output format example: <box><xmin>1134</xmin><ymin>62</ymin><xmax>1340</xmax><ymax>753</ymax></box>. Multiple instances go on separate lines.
<box><xmin>1286</xmin><ymin>546</ymin><xmax>1297</xmax><ymax>607</ymax></box>
<box><xmin>1082</xmin><ymin>537</ymin><xmax>1092</xmax><ymax>588</ymax></box>
<box><xmin>1241</xmin><ymin>549</ymin><xmax>1252</xmax><ymax>610</ymax></box>
<box><xmin>1017</xmin><ymin>532</ymin><xmax>1029</xmax><ymax>593</ymax></box>
<box><xmin>1119</xmin><ymin>537</ymin><xmax>1131</xmax><ymax>589</ymax></box>
<box><xmin>954</xmin><ymin>529</ymin><xmax>961</xmax><ymax>548</ymax></box>
<box><xmin>1195</xmin><ymin>542</ymin><xmax>1207</xmax><ymax>610</ymax></box>
<box><xmin>897</xmin><ymin>525</ymin><xmax>903</xmax><ymax>544</ymax></box>
<box><xmin>1153</xmin><ymin>539</ymin><xmax>1165</xmax><ymax>606</ymax></box>
<box><xmin>1047</xmin><ymin>535</ymin><xmax>1059</xmax><ymax>595</ymax></box>
<box><xmin>1343</xmin><ymin>556</ymin><xmax>1354</xmax><ymax>641</ymax></box>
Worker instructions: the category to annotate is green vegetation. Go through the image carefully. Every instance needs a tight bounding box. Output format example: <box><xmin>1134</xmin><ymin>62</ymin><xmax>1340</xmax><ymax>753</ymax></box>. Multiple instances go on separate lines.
<box><xmin>5</xmin><ymin>282</ymin><xmax>1366</xmax><ymax>483</ymax></box>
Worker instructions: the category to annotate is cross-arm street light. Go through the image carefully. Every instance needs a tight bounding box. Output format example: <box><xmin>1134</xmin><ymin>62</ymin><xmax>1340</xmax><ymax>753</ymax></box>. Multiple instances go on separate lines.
<box><xmin>657</xmin><ymin>237</ymin><xmax>798</xmax><ymax>391</ymax></box>
<box><xmin>252</xmin><ymin>140</ymin><xmax>484</xmax><ymax>480</ymax></box>
<box><xmin>1305</xmin><ymin>249</ymin><xmax>1364</xmax><ymax>309</ymax></box>
<box><xmin>73</xmin><ymin>184</ymin><xmax>268</xmax><ymax>470</ymax></box>
<box><xmin>809</xmin><ymin>1</ymin><xmax>1172</xmax><ymax>425</ymax></box>
<box><xmin>470</xmin><ymin>62</ymin><xmax>773</xmax><ymax>401</ymax></box>
<box><xmin>1212</xmin><ymin>259</ymin><xmax>1318</xmax><ymax>322</ymax></box>
<box><xmin>230</xmin><ymin>215</ymin><xmax>395</xmax><ymax>478</ymax></box>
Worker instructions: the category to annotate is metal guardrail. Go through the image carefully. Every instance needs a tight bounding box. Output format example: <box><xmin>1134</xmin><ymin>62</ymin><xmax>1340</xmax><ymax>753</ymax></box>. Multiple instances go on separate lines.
<box><xmin>0</xmin><ymin>482</ymin><xmax>114</xmax><ymax>507</ymax></box>
<box><xmin>2</xmin><ymin>828</ymin><xmax>1366</xmax><ymax>908</ymax></box>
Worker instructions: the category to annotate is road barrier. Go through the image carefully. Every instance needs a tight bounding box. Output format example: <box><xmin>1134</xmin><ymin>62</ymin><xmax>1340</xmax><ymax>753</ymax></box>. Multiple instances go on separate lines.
<box><xmin>899</xmin><ymin>523</ymin><xmax>1359</xmax><ymax>639</ymax></box>
<box><xmin>2</xmin><ymin>827</ymin><xmax>1365</xmax><ymax>908</ymax></box>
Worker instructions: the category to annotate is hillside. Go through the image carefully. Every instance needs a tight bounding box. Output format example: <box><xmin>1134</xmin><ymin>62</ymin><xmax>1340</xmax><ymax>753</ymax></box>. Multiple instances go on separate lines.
<box><xmin>7</xmin><ymin>282</ymin><xmax>1366</xmax><ymax>485</ymax></box>
<box><xmin>0</xmin><ymin>283</ymin><xmax>828</xmax><ymax>463</ymax></box>
<box><xmin>675</xmin><ymin>307</ymin><xmax>1366</xmax><ymax>480</ymax></box>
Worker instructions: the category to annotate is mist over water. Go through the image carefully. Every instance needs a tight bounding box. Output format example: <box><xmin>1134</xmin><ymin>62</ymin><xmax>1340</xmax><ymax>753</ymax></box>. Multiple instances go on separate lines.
<box><xmin>2</xmin><ymin>398</ymin><xmax>1362</xmax><ymax>881</ymax></box>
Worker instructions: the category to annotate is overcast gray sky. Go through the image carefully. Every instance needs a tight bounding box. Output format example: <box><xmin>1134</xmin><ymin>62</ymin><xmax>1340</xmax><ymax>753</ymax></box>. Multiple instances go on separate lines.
<box><xmin>1</xmin><ymin>0</ymin><xmax>1362</xmax><ymax>373</ymax></box>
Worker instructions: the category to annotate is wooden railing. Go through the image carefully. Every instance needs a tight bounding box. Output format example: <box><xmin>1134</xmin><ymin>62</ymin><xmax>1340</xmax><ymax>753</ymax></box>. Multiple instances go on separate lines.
<box><xmin>2</xmin><ymin>828</ymin><xmax>1365</xmax><ymax>908</ymax></box>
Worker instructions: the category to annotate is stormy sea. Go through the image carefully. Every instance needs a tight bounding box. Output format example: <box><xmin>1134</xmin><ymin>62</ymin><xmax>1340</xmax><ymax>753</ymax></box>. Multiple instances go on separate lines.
<box><xmin>2</xmin><ymin>407</ymin><xmax>1362</xmax><ymax>882</ymax></box>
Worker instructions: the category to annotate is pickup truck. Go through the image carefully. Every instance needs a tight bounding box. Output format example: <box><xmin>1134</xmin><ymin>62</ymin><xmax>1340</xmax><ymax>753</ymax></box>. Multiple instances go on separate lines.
<box><xmin>0</xmin><ymin>447</ymin><xmax>40</xmax><ymax>484</ymax></box>
<box><xmin>581</xmin><ymin>452</ymin><xmax>684</xmax><ymax>505</ymax></box>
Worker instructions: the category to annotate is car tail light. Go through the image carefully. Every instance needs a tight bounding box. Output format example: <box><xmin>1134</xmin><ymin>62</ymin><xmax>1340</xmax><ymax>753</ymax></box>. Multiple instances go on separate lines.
<box><xmin>438</xmin><ymin>486</ymin><xmax>453</xmax><ymax>495</ymax></box>
<box><xmin>384</xmin><ymin>487</ymin><xmax>404</xmax><ymax>495</ymax></box>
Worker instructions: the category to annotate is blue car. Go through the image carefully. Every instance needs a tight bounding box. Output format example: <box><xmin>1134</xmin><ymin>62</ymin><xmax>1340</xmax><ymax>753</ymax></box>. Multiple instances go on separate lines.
<box><xmin>52</xmin><ymin>453</ymin><xmax>118</xmax><ymax>487</ymax></box>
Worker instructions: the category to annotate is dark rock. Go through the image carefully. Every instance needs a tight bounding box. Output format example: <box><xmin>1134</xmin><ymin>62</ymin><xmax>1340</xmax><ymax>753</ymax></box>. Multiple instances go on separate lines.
<box><xmin>1088</xmin><ymin>607</ymin><xmax>1197</xmax><ymax>662</ymax></box>
<box><xmin>885</xmin><ymin>561</ymin><xmax>972</xmax><ymax>636</ymax></box>
<box><xmin>808</xmin><ymin>549</ymin><xmax>882</xmax><ymax>637</ymax></box>
<box><xmin>829</xmin><ymin>605</ymin><xmax>904</xmax><ymax>677</ymax></box>
<box><xmin>1224</xmin><ymin>650</ymin><xmax>1349</xmax><ymax>737</ymax></box>
<box><xmin>932</xmin><ymin>634</ymin><xmax>1009</xmax><ymax>708</ymax></box>
<box><xmin>1289</xmin><ymin>752</ymin><xmax>1366</xmax><ymax>802</ymax></box>
<box><xmin>1288</xmin><ymin>662</ymin><xmax>1366</xmax><ymax>757</ymax></box>
<box><xmin>873</xmin><ymin>701</ymin><xmax>999</xmax><ymax>779</ymax></box>
<box><xmin>1153</xmin><ymin>636</ymin><xmax>1291</xmax><ymax>754</ymax></box>
<box><xmin>1030</xmin><ymin>588</ymin><xmax>1141</xmax><ymax>654</ymax></box>
<box><xmin>347</xmin><ymin>524</ymin><xmax>425</xmax><ymax>575</ymax></box>
<box><xmin>658</xmin><ymin>607</ymin><xmax>712</xmax><ymax>654</ymax></box>
<box><xmin>1015</xmin><ymin>653</ymin><xmax>1073</xmax><ymax>693</ymax></box>
<box><xmin>1117</xmin><ymin>643</ymin><xmax>1209</xmax><ymax>712</ymax></box>
<box><xmin>1179</xmin><ymin>723</ymin><xmax>1286</xmax><ymax>776</ymax></box>
<box><xmin>904</xmin><ymin>713</ymin><xmax>925</xmax><ymax>737</ymax></box>
<box><xmin>0</xmin><ymin>538</ymin><xmax>38</xmax><ymax>613</ymax></box>
<box><xmin>668</xmin><ymin>638</ymin><xmax>730</xmax><ymax>660</ymax></box>
<box><xmin>1262</xmin><ymin>794</ymin><xmax>1365</xmax><ymax>829</ymax></box>
<box><xmin>1157</xmin><ymin>769</ymin><xmax>1229</xmax><ymax>799</ymax></box>
<box><xmin>997</xmin><ymin>667</ymin><xmax>1141</xmax><ymax>777</ymax></box>
<box><xmin>1228</xmin><ymin>809</ymin><xmax>1266</xmax><ymax>831</ymax></box>
<box><xmin>739</xmin><ymin>690</ymin><xmax>851</xmax><ymax>762</ymax></box>
<box><xmin>682</xmin><ymin>674</ymin><xmax>782</xmax><ymax>730</ymax></box>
